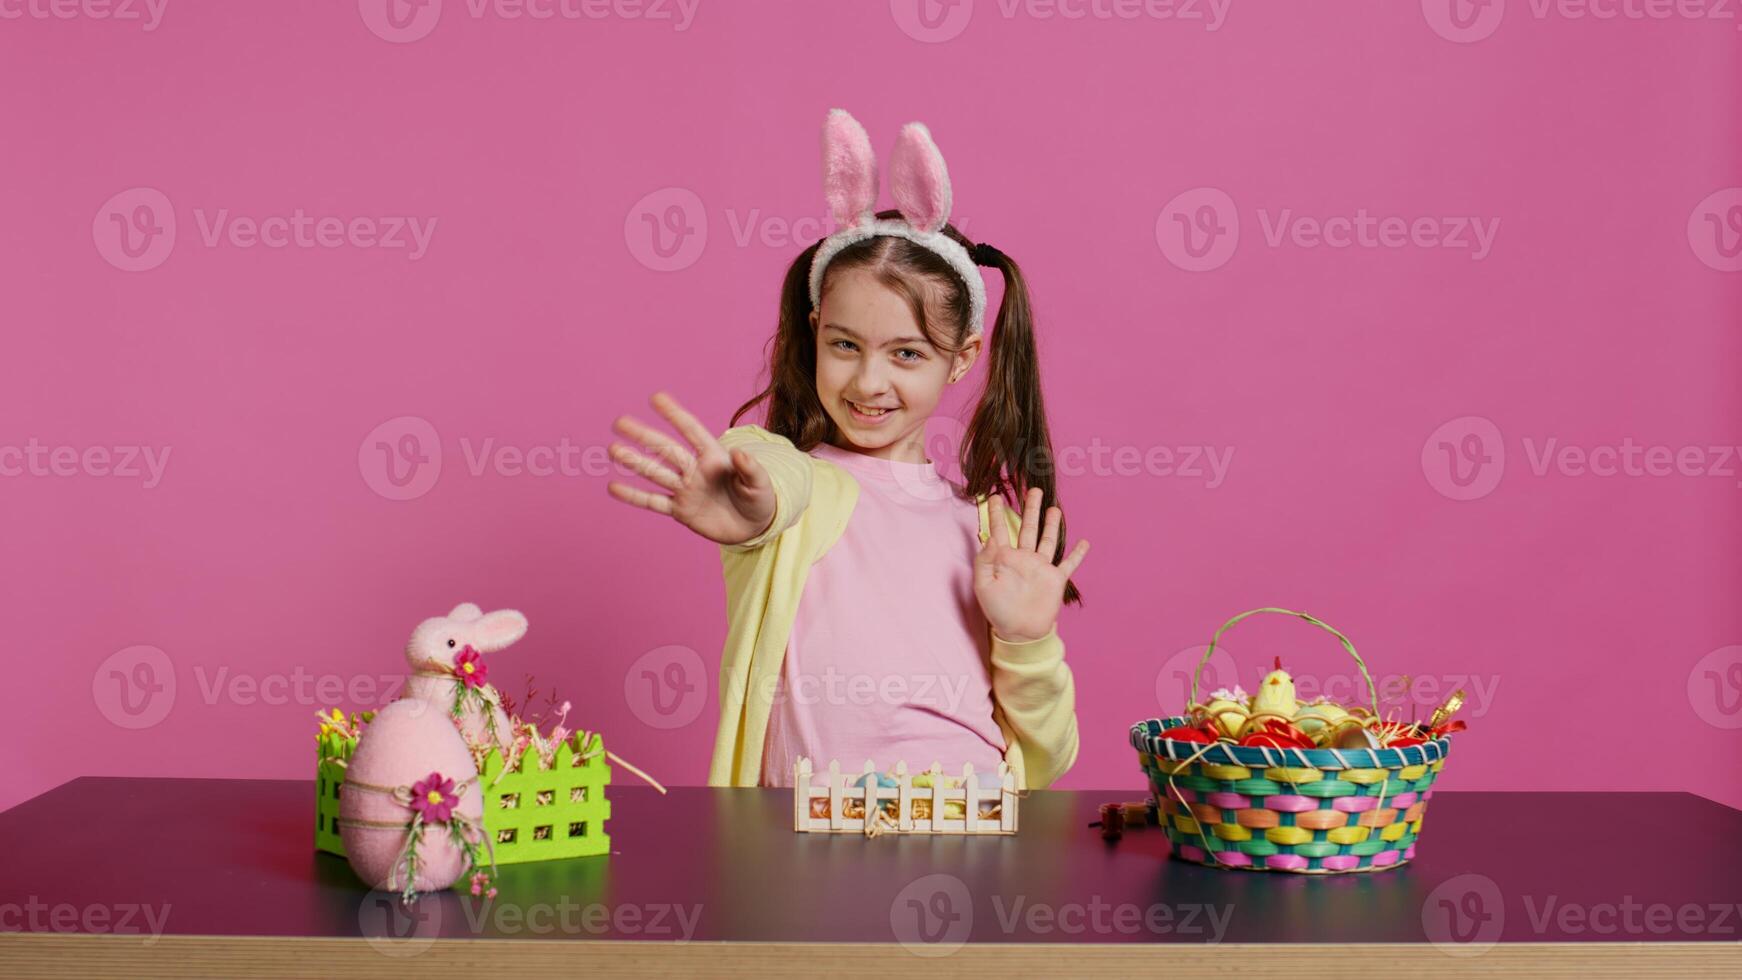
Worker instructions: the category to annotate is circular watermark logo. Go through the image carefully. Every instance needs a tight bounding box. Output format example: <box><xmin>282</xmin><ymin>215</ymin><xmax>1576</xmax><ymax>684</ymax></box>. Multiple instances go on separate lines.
<box><xmin>1420</xmin><ymin>0</ymin><xmax>1505</xmax><ymax>44</ymax></box>
<box><xmin>357</xmin><ymin>887</ymin><xmax>442</xmax><ymax>957</ymax></box>
<box><xmin>1421</xmin><ymin>415</ymin><xmax>1504</xmax><ymax>501</ymax></box>
<box><xmin>93</xmin><ymin>187</ymin><xmax>176</xmax><ymax>272</ymax></box>
<box><xmin>358</xmin><ymin>0</ymin><xmax>443</xmax><ymax>43</ymax></box>
<box><xmin>359</xmin><ymin>416</ymin><xmax>442</xmax><ymax>501</ymax></box>
<box><xmin>1688</xmin><ymin>645</ymin><xmax>1742</xmax><ymax>729</ymax></box>
<box><xmin>1687</xmin><ymin>188</ymin><xmax>1742</xmax><ymax>273</ymax></box>
<box><xmin>889</xmin><ymin>0</ymin><xmax>974</xmax><ymax>43</ymax></box>
<box><xmin>890</xmin><ymin>873</ymin><xmax>973</xmax><ymax>956</ymax></box>
<box><xmin>625</xmin><ymin>187</ymin><xmax>707</xmax><ymax>272</ymax></box>
<box><xmin>92</xmin><ymin>644</ymin><xmax>176</xmax><ymax>730</ymax></box>
<box><xmin>1156</xmin><ymin>643</ymin><xmax>1240</xmax><ymax>713</ymax></box>
<box><xmin>1421</xmin><ymin>872</ymin><xmax>1504</xmax><ymax>955</ymax></box>
<box><xmin>624</xmin><ymin>644</ymin><xmax>707</xmax><ymax>729</ymax></box>
<box><xmin>1156</xmin><ymin>187</ymin><xmax>1238</xmax><ymax>272</ymax></box>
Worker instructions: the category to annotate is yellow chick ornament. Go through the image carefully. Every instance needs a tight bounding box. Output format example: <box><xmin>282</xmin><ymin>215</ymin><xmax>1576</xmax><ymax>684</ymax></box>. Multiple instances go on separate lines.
<box><xmin>1248</xmin><ymin>656</ymin><xmax>1298</xmax><ymax>725</ymax></box>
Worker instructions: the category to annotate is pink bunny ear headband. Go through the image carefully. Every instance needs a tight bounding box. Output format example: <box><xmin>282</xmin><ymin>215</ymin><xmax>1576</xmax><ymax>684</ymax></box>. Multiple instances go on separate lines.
<box><xmin>809</xmin><ymin>108</ymin><xmax>999</xmax><ymax>335</ymax></box>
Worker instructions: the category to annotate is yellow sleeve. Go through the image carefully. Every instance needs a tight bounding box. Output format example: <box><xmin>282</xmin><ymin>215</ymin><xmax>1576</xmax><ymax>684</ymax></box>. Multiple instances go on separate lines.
<box><xmin>983</xmin><ymin>496</ymin><xmax>1080</xmax><ymax>789</ymax></box>
<box><xmin>718</xmin><ymin>424</ymin><xmax>814</xmax><ymax>552</ymax></box>
<box><xmin>991</xmin><ymin>626</ymin><xmax>1080</xmax><ymax>790</ymax></box>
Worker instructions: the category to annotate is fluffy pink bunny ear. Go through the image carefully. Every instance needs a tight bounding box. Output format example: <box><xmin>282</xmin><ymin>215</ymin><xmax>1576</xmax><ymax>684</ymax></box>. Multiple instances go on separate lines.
<box><xmin>888</xmin><ymin>121</ymin><xmax>953</xmax><ymax>234</ymax></box>
<box><xmin>448</xmin><ymin>602</ymin><xmax>482</xmax><ymax>623</ymax></box>
<box><xmin>822</xmin><ymin>108</ymin><xmax>878</xmax><ymax>227</ymax></box>
<box><xmin>471</xmin><ymin>609</ymin><xmax>528</xmax><ymax>653</ymax></box>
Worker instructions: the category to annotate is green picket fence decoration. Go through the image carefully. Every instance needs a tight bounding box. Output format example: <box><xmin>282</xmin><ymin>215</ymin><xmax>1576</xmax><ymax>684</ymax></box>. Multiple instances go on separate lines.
<box><xmin>313</xmin><ymin>729</ymin><xmax>355</xmax><ymax>857</ymax></box>
<box><xmin>316</xmin><ymin>725</ymin><xmax>612</xmax><ymax>869</ymax></box>
<box><xmin>479</xmin><ymin>730</ymin><xmax>613</xmax><ymax>863</ymax></box>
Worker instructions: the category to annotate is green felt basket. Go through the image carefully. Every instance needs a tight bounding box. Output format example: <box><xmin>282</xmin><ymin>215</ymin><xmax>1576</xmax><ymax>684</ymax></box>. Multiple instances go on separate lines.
<box><xmin>316</xmin><ymin>725</ymin><xmax>612</xmax><ymax>867</ymax></box>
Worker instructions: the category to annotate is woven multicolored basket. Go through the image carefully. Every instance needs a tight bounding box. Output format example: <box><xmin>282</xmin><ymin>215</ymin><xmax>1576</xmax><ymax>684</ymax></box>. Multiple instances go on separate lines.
<box><xmin>1130</xmin><ymin>608</ymin><xmax>1455</xmax><ymax>874</ymax></box>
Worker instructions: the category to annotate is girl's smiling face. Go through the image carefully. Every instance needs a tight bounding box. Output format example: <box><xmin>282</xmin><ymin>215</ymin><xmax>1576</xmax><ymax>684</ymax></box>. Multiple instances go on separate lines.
<box><xmin>811</xmin><ymin>267</ymin><xmax>980</xmax><ymax>463</ymax></box>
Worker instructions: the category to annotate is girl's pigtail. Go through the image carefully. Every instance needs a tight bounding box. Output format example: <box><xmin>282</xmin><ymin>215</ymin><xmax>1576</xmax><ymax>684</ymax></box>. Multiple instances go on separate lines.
<box><xmin>732</xmin><ymin>240</ymin><xmax>828</xmax><ymax>446</ymax></box>
<box><xmin>963</xmin><ymin>248</ymin><xmax>1083</xmax><ymax>607</ymax></box>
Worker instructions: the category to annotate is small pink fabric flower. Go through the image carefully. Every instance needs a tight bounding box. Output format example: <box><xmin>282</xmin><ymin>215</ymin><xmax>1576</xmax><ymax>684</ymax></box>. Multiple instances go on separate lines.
<box><xmin>453</xmin><ymin>646</ymin><xmax>488</xmax><ymax>688</ymax></box>
<box><xmin>409</xmin><ymin>772</ymin><xmax>457</xmax><ymax>824</ymax></box>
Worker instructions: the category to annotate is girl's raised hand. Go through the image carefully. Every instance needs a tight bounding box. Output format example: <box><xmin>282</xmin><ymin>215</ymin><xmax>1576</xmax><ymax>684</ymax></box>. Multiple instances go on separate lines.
<box><xmin>607</xmin><ymin>392</ymin><xmax>778</xmax><ymax>547</ymax></box>
<box><xmin>973</xmin><ymin>487</ymin><xmax>1090</xmax><ymax>644</ymax></box>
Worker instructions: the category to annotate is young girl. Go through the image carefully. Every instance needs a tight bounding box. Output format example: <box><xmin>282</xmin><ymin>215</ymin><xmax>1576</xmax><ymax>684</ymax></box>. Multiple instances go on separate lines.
<box><xmin>607</xmin><ymin>109</ymin><xmax>1089</xmax><ymax>790</ymax></box>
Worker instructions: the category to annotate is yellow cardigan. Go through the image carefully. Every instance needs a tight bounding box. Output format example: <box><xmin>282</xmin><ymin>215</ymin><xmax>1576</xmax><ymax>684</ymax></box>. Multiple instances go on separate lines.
<box><xmin>706</xmin><ymin>424</ymin><xmax>1080</xmax><ymax>790</ymax></box>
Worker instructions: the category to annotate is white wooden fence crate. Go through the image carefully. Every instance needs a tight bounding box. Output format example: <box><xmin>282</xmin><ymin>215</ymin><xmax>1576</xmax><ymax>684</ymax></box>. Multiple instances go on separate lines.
<box><xmin>792</xmin><ymin>758</ymin><xmax>1019</xmax><ymax>835</ymax></box>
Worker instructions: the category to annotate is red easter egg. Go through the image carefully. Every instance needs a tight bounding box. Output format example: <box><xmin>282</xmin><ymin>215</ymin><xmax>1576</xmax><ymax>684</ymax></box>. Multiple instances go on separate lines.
<box><xmin>1163</xmin><ymin>725</ymin><xmax>1215</xmax><ymax>744</ymax></box>
<box><xmin>1386</xmin><ymin>736</ymin><xmax>1426</xmax><ymax>747</ymax></box>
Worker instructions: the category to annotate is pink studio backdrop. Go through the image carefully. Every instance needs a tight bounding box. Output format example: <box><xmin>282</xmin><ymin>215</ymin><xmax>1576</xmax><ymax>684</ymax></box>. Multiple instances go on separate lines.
<box><xmin>4</xmin><ymin>2</ymin><xmax>1741</xmax><ymax>815</ymax></box>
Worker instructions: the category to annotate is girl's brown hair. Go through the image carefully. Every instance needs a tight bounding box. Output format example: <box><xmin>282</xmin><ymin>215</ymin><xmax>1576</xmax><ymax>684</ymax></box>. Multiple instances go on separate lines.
<box><xmin>730</xmin><ymin>210</ymin><xmax>1082</xmax><ymax>606</ymax></box>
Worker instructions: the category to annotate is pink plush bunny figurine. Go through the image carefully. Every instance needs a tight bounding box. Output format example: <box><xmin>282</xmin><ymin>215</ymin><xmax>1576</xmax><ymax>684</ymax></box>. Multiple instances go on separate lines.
<box><xmin>403</xmin><ymin>602</ymin><xmax>528</xmax><ymax>754</ymax></box>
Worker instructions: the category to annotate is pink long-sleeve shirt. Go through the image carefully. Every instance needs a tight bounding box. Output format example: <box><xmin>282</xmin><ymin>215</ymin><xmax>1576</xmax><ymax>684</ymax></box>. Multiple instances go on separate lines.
<box><xmin>757</xmin><ymin>440</ymin><xmax>1009</xmax><ymax>787</ymax></box>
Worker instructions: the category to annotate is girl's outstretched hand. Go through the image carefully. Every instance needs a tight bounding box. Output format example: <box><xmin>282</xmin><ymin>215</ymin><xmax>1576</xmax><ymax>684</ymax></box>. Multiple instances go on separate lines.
<box><xmin>607</xmin><ymin>391</ymin><xmax>778</xmax><ymax>547</ymax></box>
<box><xmin>973</xmin><ymin>488</ymin><xmax>1090</xmax><ymax>644</ymax></box>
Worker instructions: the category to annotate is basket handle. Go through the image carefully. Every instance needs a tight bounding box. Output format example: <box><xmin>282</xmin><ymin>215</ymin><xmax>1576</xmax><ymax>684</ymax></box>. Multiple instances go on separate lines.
<box><xmin>1190</xmin><ymin>607</ymin><xmax>1378</xmax><ymax>711</ymax></box>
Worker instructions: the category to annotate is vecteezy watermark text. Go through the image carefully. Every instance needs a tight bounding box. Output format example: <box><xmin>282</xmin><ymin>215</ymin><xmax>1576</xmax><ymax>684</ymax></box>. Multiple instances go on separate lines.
<box><xmin>360</xmin><ymin>0</ymin><xmax>701</xmax><ymax>43</ymax></box>
<box><xmin>0</xmin><ymin>440</ymin><xmax>171</xmax><ymax>488</ymax></box>
<box><xmin>1423</xmin><ymin>416</ymin><xmax>1742</xmax><ymax>501</ymax></box>
<box><xmin>0</xmin><ymin>0</ymin><xmax>168</xmax><ymax>29</ymax></box>
<box><xmin>94</xmin><ymin>188</ymin><xmax>437</xmax><ymax>272</ymax></box>
<box><xmin>192</xmin><ymin>209</ymin><xmax>437</xmax><ymax>260</ymax></box>
<box><xmin>455</xmin><ymin>897</ymin><xmax>703</xmax><ymax>939</ymax></box>
<box><xmin>1157</xmin><ymin>188</ymin><xmax>1500</xmax><ymax>271</ymax></box>
<box><xmin>624</xmin><ymin>187</ymin><xmax>979</xmax><ymax>273</ymax></box>
<box><xmin>990</xmin><ymin>895</ymin><xmax>1232</xmax><ymax>938</ymax></box>
<box><xmin>1424</xmin><ymin>0</ymin><xmax>1742</xmax><ymax>44</ymax></box>
<box><xmin>890</xmin><ymin>0</ymin><xmax>1231</xmax><ymax>44</ymax></box>
<box><xmin>0</xmin><ymin>897</ymin><xmax>171</xmax><ymax>944</ymax></box>
<box><xmin>889</xmin><ymin>873</ymin><xmax>1233</xmax><ymax>955</ymax></box>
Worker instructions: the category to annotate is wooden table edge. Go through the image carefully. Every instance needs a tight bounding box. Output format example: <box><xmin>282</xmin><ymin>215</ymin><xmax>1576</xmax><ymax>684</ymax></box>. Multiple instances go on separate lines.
<box><xmin>4</xmin><ymin>932</ymin><xmax>1741</xmax><ymax>978</ymax></box>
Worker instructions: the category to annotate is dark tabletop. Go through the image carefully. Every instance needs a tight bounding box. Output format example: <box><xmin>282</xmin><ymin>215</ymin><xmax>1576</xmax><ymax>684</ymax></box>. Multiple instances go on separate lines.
<box><xmin>2</xmin><ymin>778</ymin><xmax>1739</xmax><ymax>948</ymax></box>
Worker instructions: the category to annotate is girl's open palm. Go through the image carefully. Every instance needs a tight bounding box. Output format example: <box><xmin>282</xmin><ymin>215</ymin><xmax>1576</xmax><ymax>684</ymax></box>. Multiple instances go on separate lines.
<box><xmin>606</xmin><ymin>392</ymin><xmax>778</xmax><ymax>547</ymax></box>
<box><xmin>974</xmin><ymin>488</ymin><xmax>1091</xmax><ymax>644</ymax></box>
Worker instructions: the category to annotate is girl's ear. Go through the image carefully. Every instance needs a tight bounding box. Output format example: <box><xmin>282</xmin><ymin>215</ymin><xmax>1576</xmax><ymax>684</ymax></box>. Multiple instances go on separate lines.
<box><xmin>949</xmin><ymin>334</ymin><xmax>982</xmax><ymax>383</ymax></box>
<box><xmin>822</xmin><ymin>108</ymin><xmax>878</xmax><ymax>228</ymax></box>
<box><xmin>889</xmin><ymin>121</ymin><xmax>953</xmax><ymax>234</ymax></box>
<box><xmin>472</xmin><ymin>609</ymin><xmax>528</xmax><ymax>652</ymax></box>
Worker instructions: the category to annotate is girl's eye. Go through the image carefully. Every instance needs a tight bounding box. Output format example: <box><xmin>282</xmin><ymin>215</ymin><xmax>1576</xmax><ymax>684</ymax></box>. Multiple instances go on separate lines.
<box><xmin>830</xmin><ymin>340</ymin><xmax>922</xmax><ymax>363</ymax></box>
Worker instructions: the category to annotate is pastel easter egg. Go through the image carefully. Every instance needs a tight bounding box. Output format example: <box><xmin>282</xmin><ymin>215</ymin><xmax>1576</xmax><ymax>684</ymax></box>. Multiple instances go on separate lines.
<box><xmin>1334</xmin><ymin>725</ymin><xmax>1382</xmax><ymax>750</ymax></box>
<box><xmin>339</xmin><ymin>698</ymin><xmax>483</xmax><ymax>895</ymax></box>
<box><xmin>1203</xmin><ymin>698</ymin><xmax>1249</xmax><ymax>739</ymax></box>
<box><xmin>1292</xmin><ymin>702</ymin><xmax>1350</xmax><ymax>744</ymax></box>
